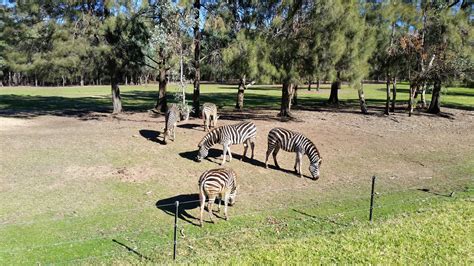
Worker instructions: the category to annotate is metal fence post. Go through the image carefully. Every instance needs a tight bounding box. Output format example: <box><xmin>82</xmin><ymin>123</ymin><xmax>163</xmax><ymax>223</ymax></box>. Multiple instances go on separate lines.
<box><xmin>173</xmin><ymin>201</ymin><xmax>179</xmax><ymax>260</ymax></box>
<box><xmin>369</xmin><ymin>176</ymin><xmax>376</xmax><ymax>222</ymax></box>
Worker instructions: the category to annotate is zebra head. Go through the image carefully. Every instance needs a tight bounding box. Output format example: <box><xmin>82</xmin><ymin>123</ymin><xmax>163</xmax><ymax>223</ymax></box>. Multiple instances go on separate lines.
<box><xmin>309</xmin><ymin>158</ymin><xmax>322</xmax><ymax>180</ymax></box>
<box><xmin>196</xmin><ymin>144</ymin><xmax>208</xmax><ymax>161</ymax></box>
<box><xmin>228</xmin><ymin>186</ymin><xmax>238</xmax><ymax>205</ymax></box>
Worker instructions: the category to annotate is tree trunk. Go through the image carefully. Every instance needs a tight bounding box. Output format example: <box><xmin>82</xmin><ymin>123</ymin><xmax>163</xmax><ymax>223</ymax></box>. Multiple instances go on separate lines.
<box><xmin>8</xmin><ymin>71</ymin><xmax>11</xmax><ymax>86</ymax></box>
<box><xmin>328</xmin><ymin>72</ymin><xmax>340</xmax><ymax>105</ymax></box>
<box><xmin>358</xmin><ymin>82</ymin><xmax>368</xmax><ymax>114</ymax></box>
<box><xmin>307</xmin><ymin>80</ymin><xmax>311</xmax><ymax>91</ymax></box>
<box><xmin>155</xmin><ymin>66</ymin><xmax>168</xmax><ymax>113</ymax></box>
<box><xmin>192</xmin><ymin>0</ymin><xmax>201</xmax><ymax>117</ymax></box>
<box><xmin>125</xmin><ymin>76</ymin><xmax>128</xmax><ymax>86</ymax></box>
<box><xmin>292</xmin><ymin>84</ymin><xmax>298</xmax><ymax>106</ymax></box>
<box><xmin>111</xmin><ymin>76</ymin><xmax>122</xmax><ymax>114</ymax></box>
<box><xmin>235</xmin><ymin>76</ymin><xmax>246</xmax><ymax>110</ymax></box>
<box><xmin>316</xmin><ymin>78</ymin><xmax>320</xmax><ymax>91</ymax></box>
<box><xmin>427</xmin><ymin>80</ymin><xmax>441</xmax><ymax>114</ymax></box>
<box><xmin>35</xmin><ymin>76</ymin><xmax>38</xmax><ymax>87</ymax></box>
<box><xmin>279</xmin><ymin>82</ymin><xmax>293</xmax><ymax>117</ymax></box>
<box><xmin>391</xmin><ymin>77</ymin><xmax>397</xmax><ymax>112</ymax></box>
<box><xmin>80</xmin><ymin>75</ymin><xmax>84</xmax><ymax>86</ymax></box>
<box><xmin>408</xmin><ymin>83</ymin><xmax>415</xmax><ymax>117</ymax></box>
<box><xmin>385</xmin><ymin>73</ymin><xmax>391</xmax><ymax>115</ymax></box>
<box><xmin>62</xmin><ymin>76</ymin><xmax>66</xmax><ymax>87</ymax></box>
<box><xmin>328</xmin><ymin>81</ymin><xmax>340</xmax><ymax>105</ymax></box>
<box><xmin>420</xmin><ymin>84</ymin><xmax>427</xmax><ymax>108</ymax></box>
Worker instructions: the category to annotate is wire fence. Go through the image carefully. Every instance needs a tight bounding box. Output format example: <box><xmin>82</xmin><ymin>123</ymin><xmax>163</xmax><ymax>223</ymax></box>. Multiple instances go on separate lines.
<box><xmin>0</xmin><ymin>176</ymin><xmax>471</xmax><ymax>264</ymax></box>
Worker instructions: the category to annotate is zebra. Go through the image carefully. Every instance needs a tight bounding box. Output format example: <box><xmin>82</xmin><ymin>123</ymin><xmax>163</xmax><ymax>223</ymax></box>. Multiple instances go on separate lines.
<box><xmin>202</xmin><ymin>102</ymin><xmax>218</xmax><ymax>131</ymax></box>
<box><xmin>196</xmin><ymin>121</ymin><xmax>257</xmax><ymax>165</ymax></box>
<box><xmin>265</xmin><ymin>127</ymin><xmax>322</xmax><ymax>180</ymax></box>
<box><xmin>198</xmin><ymin>168</ymin><xmax>238</xmax><ymax>227</ymax></box>
<box><xmin>163</xmin><ymin>104</ymin><xmax>180</xmax><ymax>144</ymax></box>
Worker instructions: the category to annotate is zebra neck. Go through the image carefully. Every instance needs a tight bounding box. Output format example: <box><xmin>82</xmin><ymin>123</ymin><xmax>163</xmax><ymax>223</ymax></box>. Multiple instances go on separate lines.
<box><xmin>306</xmin><ymin>144</ymin><xmax>321</xmax><ymax>163</ymax></box>
<box><xmin>203</xmin><ymin>129</ymin><xmax>220</xmax><ymax>149</ymax></box>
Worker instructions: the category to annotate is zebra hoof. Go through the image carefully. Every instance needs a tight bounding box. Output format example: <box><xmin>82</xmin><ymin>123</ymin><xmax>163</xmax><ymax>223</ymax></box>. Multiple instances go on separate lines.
<box><xmin>225</xmin><ymin>217</ymin><xmax>228</xmax><ymax>221</ymax></box>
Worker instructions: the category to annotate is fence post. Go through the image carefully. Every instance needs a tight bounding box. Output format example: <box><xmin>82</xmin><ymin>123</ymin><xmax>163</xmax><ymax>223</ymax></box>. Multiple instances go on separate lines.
<box><xmin>173</xmin><ymin>201</ymin><xmax>179</xmax><ymax>260</ymax></box>
<box><xmin>369</xmin><ymin>176</ymin><xmax>376</xmax><ymax>222</ymax></box>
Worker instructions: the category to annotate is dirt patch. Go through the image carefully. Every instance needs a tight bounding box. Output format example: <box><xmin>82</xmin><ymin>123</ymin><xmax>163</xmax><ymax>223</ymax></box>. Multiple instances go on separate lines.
<box><xmin>0</xmin><ymin>117</ymin><xmax>33</xmax><ymax>131</ymax></box>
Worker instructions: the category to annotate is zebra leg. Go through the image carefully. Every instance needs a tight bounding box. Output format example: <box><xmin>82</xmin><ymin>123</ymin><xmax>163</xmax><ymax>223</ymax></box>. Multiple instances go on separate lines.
<box><xmin>250</xmin><ymin>139</ymin><xmax>255</xmax><ymax>159</ymax></box>
<box><xmin>296</xmin><ymin>152</ymin><xmax>303</xmax><ymax>177</ymax></box>
<box><xmin>224</xmin><ymin>194</ymin><xmax>229</xmax><ymax>221</ymax></box>
<box><xmin>227</xmin><ymin>145</ymin><xmax>233</xmax><ymax>162</ymax></box>
<box><xmin>172</xmin><ymin>124</ymin><xmax>176</xmax><ymax>141</ymax></box>
<box><xmin>273</xmin><ymin>147</ymin><xmax>281</xmax><ymax>169</ymax></box>
<box><xmin>217</xmin><ymin>196</ymin><xmax>221</xmax><ymax>212</ymax></box>
<box><xmin>221</xmin><ymin>144</ymin><xmax>228</xmax><ymax>165</ymax></box>
<box><xmin>265</xmin><ymin>147</ymin><xmax>273</xmax><ymax>168</ymax></box>
<box><xmin>242</xmin><ymin>140</ymin><xmax>249</xmax><ymax>161</ymax></box>
<box><xmin>208</xmin><ymin>196</ymin><xmax>216</xmax><ymax>223</ymax></box>
<box><xmin>199</xmin><ymin>192</ymin><xmax>206</xmax><ymax>227</ymax></box>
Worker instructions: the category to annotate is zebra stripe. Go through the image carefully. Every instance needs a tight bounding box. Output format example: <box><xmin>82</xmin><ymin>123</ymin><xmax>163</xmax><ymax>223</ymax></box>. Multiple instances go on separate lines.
<box><xmin>202</xmin><ymin>103</ymin><xmax>218</xmax><ymax>131</ymax></box>
<box><xmin>198</xmin><ymin>168</ymin><xmax>238</xmax><ymax>226</ymax></box>
<box><xmin>265</xmin><ymin>127</ymin><xmax>322</xmax><ymax>180</ymax></box>
<box><xmin>196</xmin><ymin>121</ymin><xmax>257</xmax><ymax>165</ymax></box>
<box><xmin>163</xmin><ymin>105</ymin><xmax>180</xmax><ymax>144</ymax></box>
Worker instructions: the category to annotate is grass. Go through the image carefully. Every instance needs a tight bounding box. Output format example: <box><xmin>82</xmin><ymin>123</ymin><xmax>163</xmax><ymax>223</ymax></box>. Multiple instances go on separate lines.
<box><xmin>0</xmin><ymin>83</ymin><xmax>472</xmax><ymax>116</ymax></box>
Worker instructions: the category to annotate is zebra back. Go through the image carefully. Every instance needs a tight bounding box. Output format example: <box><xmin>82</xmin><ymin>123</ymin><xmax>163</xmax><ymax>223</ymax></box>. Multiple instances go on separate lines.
<box><xmin>202</xmin><ymin>103</ymin><xmax>217</xmax><ymax>117</ymax></box>
<box><xmin>199</xmin><ymin>168</ymin><xmax>237</xmax><ymax>196</ymax></box>
<box><xmin>268</xmin><ymin>127</ymin><xmax>321</xmax><ymax>163</ymax></box>
<box><xmin>198</xmin><ymin>121</ymin><xmax>257</xmax><ymax>151</ymax></box>
<box><xmin>165</xmin><ymin>105</ymin><xmax>180</xmax><ymax>132</ymax></box>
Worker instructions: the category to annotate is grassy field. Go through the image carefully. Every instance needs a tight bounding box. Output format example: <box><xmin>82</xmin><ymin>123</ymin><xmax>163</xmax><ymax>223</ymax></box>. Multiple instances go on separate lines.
<box><xmin>0</xmin><ymin>83</ymin><xmax>473</xmax><ymax>264</ymax></box>
<box><xmin>0</xmin><ymin>83</ymin><xmax>473</xmax><ymax>115</ymax></box>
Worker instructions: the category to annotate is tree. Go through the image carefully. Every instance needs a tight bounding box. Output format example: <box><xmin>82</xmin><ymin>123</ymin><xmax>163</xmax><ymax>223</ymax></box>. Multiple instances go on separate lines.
<box><xmin>103</xmin><ymin>5</ymin><xmax>150</xmax><ymax>113</ymax></box>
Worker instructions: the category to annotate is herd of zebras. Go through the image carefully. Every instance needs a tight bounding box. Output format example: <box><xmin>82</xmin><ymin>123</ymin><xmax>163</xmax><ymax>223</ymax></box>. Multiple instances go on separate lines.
<box><xmin>163</xmin><ymin>103</ymin><xmax>322</xmax><ymax>227</ymax></box>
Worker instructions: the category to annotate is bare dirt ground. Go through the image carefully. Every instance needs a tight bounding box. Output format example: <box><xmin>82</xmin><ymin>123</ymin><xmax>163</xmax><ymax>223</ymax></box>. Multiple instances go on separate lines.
<box><xmin>1</xmin><ymin>108</ymin><xmax>473</xmax><ymax>223</ymax></box>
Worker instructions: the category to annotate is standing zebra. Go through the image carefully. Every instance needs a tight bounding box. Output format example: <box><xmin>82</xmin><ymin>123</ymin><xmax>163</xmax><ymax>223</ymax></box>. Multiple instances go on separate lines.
<box><xmin>265</xmin><ymin>128</ymin><xmax>322</xmax><ymax>180</ymax></box>
<box><xmin>198</xmin><ymin>168</ymin><xmax>238</xmax><ymax>227</ymax></box>
<box><xmin>196</xmin><ymin>121</ymin><xmax>257</xmax><ymax>165</ymax></box>
<box><xmin>202</xmin><ymin>102</ymin><xmax>218</xmax><ymax>131</ymax></box>
<box><xmin>163</xmin><ymin>105</ymin><xmax>180</xmax><ymax>144</ymax></box>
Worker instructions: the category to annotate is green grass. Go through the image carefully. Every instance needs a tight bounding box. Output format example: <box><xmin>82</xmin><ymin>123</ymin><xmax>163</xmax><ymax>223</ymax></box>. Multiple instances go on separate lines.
<box><xmin>0</xmin><ymin>83</ymin><xmax>472</xmax><ymax>115</ymax></box>
<box><xmin>0</xmin><ymin>83</ymin><xmax>473</xmax><ymax>264</ymax></box>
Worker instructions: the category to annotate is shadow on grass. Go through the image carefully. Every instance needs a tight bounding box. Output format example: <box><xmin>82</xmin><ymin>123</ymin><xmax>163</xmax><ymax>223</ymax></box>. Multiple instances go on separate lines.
<box><xmin>112</xmin><ymin>239</ymin><xmax>154</xmax><ymax>262</ymax></box>
<box><xmin>417</xmin><ymin>188</ymin><xmax>455</xmax><ymax>197</ymax></box>
<box><xmin>292</xmin><ymin>209</ymin><xmax>349</xmax><ymax>226</ymax></box>
<box><xmin>155</xmin><ymin>194</ymin><xmax>201</xmax><ymax>226</ymax></box>
<box><xmin>139</xmin><ymin>129</ymin><xmax>165</xmax><ymax>145</ymax></box>
<box><xmin>1</xmin><ymin>87</ymin><xmax>471</xmax><ymax>119</ymax></box>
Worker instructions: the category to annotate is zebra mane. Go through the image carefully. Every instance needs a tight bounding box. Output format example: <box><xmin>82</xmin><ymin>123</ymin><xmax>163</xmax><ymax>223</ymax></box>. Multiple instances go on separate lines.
<box><xmin>306</xmin><ymin>139</ymin><xmax>321</xmax><ymax>164</ymax></box>
<box><xmin>198</xmin><ymin>127</ymin><xmax>220</xmax><ymax>148</ymax></box>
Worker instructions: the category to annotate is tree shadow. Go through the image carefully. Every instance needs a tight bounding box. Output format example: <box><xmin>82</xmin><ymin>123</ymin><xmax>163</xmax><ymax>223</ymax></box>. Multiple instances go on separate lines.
<box><xmin>177</xmin><ymin>123</ymin><xmax>204</xmax><ymax>131</ymax></box>
<box><xmin>139</xmin><ymin>129</ymin><xmax>165</xmax><ymax>145</ymax></box>
<box><xmin>112</xmin><ymin>239</ymin><xmax>154</xmax><ymax>262</ymax></box>
<box><xmin>155</xmin><ymin>194</ymin><xmax>201</xmax><ymax>226</ymax></box>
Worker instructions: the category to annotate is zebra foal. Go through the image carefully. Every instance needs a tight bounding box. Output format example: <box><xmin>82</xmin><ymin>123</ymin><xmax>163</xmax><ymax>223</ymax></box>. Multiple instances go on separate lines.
<box><xmin>265</xmin><ymin>127</ymin><xmax>322</xmax><ymax>180</ymax></box>
<box><xmin>202</xmin><ymin>103</ymin><xmax>218</xmax><ymax>131</ymax></box>
<box><xmin>163</xmin><ymin>105</ymin><xmax>180</xmax><ymax>144</ymax></box>
<box><xmin>196</xmin><ymin>121</ymin><xmax>257</xmax><ymax>165</ymax></box>
<box><xmin>198</xmin><ymin>168</ymin><xmax>238</xmax><ymax>227</ymax></box>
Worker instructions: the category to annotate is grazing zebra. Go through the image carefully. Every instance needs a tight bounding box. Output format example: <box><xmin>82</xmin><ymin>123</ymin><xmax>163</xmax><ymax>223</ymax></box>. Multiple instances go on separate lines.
<box><xmin>202</xmin><ymin>103</ymin><xmax>218</xmax><ymax>131</ymax></box>
<box><xmin>163</xmin><ymin>105</ymin><xmax>180</xmax><ymax>144</ymax></box>
<box><xmin>198</xmin><ymin>168</ymin><xmax>238</xmax><ymax>227</ymax></box>
<box><xmin>196</xmin><ymin>121</ymin><xmax>257</xmax><ymax>165</ymax></box>
<box><xmin>265</xmin><ymin>127</ymin><xmax>322</xmax><ymax>180</ymax></box>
